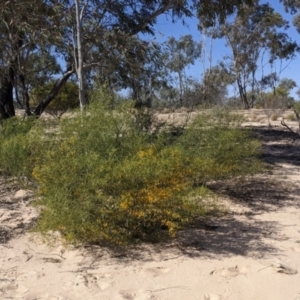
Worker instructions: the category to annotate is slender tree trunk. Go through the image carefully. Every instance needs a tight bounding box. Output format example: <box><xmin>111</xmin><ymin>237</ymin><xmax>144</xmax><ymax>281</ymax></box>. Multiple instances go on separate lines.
<box><xmin>14</xmin><ymin>77</ymin><xmax>23</xmax><ymax>108</ymax></box>
<box><xmin>0</xmin><ymin>65</ymin><xmax>15</xmax><ymax>119</ymax></box>
<box><xmin>236</xmin><ymin>75</ymin><xmax>250</xmax><ymax>109</ymax></box>
<box><xmin>178</xmin><ymin>71</ymin><xmax>183</xmax><ymax>107</ymax></box>
<box><xmin>74</xmin><ymin>0</ymin><xmax>87</xmax><ymax>111</ymax></box>
<box><xmin>250</xmin><ymin>70</ymin><xmax>256</xmax><ymax>108</ymax></box>
<box><xmin>233</xmin><ymin>54</ymin><xmax>250</xmax><ymax>109</ymax></box>
<box><xmin>19</xmin><ymin>74</ymin><xmax>31</xmax><ymax>116</ymax></box>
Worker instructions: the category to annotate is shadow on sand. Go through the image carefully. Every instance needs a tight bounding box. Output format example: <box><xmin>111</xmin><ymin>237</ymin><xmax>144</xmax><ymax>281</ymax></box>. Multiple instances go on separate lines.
<box><xmin>86</xmin><ymin>126</ymin><xmax>300</xmax><ymax>264</ymax></box>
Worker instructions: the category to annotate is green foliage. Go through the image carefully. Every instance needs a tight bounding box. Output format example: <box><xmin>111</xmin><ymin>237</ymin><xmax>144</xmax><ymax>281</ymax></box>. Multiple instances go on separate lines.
<box><xmin>30</xmin><ymin>81</ymin><xmax>79</xmax><ymax>118</ymax></box>
<box><xmin>277</xmin><ymin>78</ymin><xmax>297</xmax><ymax>96</ymax></box>
<box><xmin>286</xmin><ymin>113</ymin><xmax>297</xmax><ymax>121</ymax></box>
<box><xmin>164</xmin><ymin>35</ymin><xmax>202</xmax><ymax>74</ymax></box>
<box><xmin>202</xmin><ymin>3</ymin><xmax>298</xmax><ymax>109</ymax></box>
<box><xmin>176</xmin><ymin>109</ymin><xmax>262</xmax><ymax>183</ymax></box>
<box><xmin>290</xmin><ymin>101</ymin><xmax>300</xmax><ymax>125</ymax></box>
<box><xmin>0</xmin><ymin>98</ymin><xmax>263</xmax><ymax>245</ymax></box>
<box><xmin>294</xmin><ymin>101</ymin><xmax>300</xmax><ymax>115</ymax></box>
<box><xmin>200</xmin><ymin>64</ymin><xmax>234</xmax><ymax>106</ymax></box>
<box><xmin>31</xmin><ymin>104</ymin><xmax>262</xmax><ymax>245</ymax></box>
<box><xmin>259</xmin><ymin>92</ymin><xmax>291</xmax><ymax>111</ymax></box>
<box><xmin>0</xmin><ymin>117</ymin><xmax>44</xmax><ymax>179</ymax></box>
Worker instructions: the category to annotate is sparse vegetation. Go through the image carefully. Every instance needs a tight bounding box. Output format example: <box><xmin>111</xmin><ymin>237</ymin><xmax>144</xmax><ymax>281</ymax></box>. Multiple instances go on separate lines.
<box><xmin>286</xmin><ymin>113</ymin><xmax>297</xmax><ymax>121</ymax></box>
<box><xmin>281</xmin><ymin>102</ymin><xmax>300</xmax><ymax>136</ymax></box>
<box><xmin>271</xmin><ymin>114</ymin><xmax>279</xmax><ymax>121</ymax></box>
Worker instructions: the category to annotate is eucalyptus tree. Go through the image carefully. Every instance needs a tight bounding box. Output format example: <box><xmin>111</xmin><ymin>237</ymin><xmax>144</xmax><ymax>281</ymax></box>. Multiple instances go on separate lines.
<box><xmin>127</xmin><ymin>41</ymin><xmax>167</xmax><ymax>108</ymax></box>
<box><xmin>74</xmin><ymin>0</ymin><xmax>87</xmax><ymax>110</ymax></box>
<box><xmin>119</xmin><ymin>35</ymin><xmax>201</xmax><ymax>108</ymax></box>
<box><xmin>260</xmin><ymin>72</ymin><xmax>280</xmax><ymax>96</ymax></box>
<box><xmin>163</xmin><ymin>35</ymin><xmax>201</xmax><ymax>106</ymax></box>
<box><xmin>281</xmin><ymin>0</ymin><xmax>300</xmax><ymax>32</ymax></box>
<box><xmin>277</xmin><ymin>78</ymin><xmax>297</xmax><ymax>97</ymax></box>
<box><xmin>260</xmin><ymin>77</ymin><xmax>296</xmax><ymax>115</ymax></box>
<box><xmin>199</xmin><ymin>2</ymin><xmax>299</xmax><ymax>109</ymax></box>
<box><xmin>0</xmin><ymin>0</ymin><xmax>261</xmax><ymax>119</ymax></box>
<box><xmin>281</xmin><ymin>0</ymin><xmax>300</xmax><ymax>87</ymax></box>
<box><xmin>196</xmin><ymin>0</ymin><xmax>256</xmax><ymax>26</ymax></box>
<box><xmin>200</xmin><ymin>63</ymin><xmax>235</xmax><ymax>105</ymax></box>
<box><xmin>96</xmin><ymin>37</ymin><xmax>167</xmax><ymax>109</ymax></box>
<box><xmin>177</xmin><ymin>63</ymin><xmax>234</xmax><ymax>108</ymax></box>
<box><xmin>0</xmin><ymin>0</ymin><xmax>195</xmax><ymax>119</ymax></box>
<box><xmin>0</xmin><ymin>0</ymin><xmax>73</xmax><ymax>119</ymax></box>
<box><xmin>0</xmin><ymin>0</ymin><xmax>51</xmax><ymax>118</ymax></box>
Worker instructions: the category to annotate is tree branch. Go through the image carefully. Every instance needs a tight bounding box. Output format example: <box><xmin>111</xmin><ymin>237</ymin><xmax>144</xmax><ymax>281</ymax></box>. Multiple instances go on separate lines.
<box><xmin>281</xmin><ymin>119</ymin><xmax>300</xmax><ymax>137</ymax></box>
<box><xmin>80</xmin><ymin>0</ymin><xmax>89</xmax><ymax>22</ymax></box>
<box><xmin>82</xmin><ymin>62</ymin><xmax>108</xmax><ymax>69</ymax></box>
<box><xmin>33</xmin><ymin>67</ymin><xmax>75</xmax><ymax>117</ymax></box>
<box><xmin>130</xmin><ymin>2</ymin><xmax>173</xmax><ymax>36</ymax></box>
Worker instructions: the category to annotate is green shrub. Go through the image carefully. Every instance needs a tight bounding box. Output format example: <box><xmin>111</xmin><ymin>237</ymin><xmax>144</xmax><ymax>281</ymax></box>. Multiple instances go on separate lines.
<box><xmin>254</xmin><ymin>103</ymin><xmax>263</xmax><ymax>109</ymax></box>
<box><xmin>0</xmin><ymin>117</ymin><xmax>44</xmax><ymax>180</ymax></box>
<box><xmin>294</xmin><ymin>102</ymin><xmax>300</xmax><ymax>117</ymax></box>
<box><xmin>30</xmin><ymin>103</ymin><xmax>262</xmax><ymax>245</ymax></box>
<box><xmin>176</xmin><ymin>110</ymin><xmax>262</xmax><ymax>183</ymax></box>
<box><xmin>0</xmin><ymin>99</ymin><xmax>263</xmax><ymax>245</ymax></box>
<box><xmin>286</xmin><ymin>113</ymin><xmax>297</xmax><ymax>121</ymax></box>
<box><xmin>32</xmin><ymin>102</ymin><xmax>196</xmax><ymax>243</ymax></box>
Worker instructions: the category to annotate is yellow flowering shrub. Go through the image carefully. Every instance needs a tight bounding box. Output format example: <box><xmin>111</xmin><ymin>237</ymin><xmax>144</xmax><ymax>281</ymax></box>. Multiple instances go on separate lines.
<box><xmin>33</xmin><ymin>128</ymin><xmax>199</xmax><ymax>243</ymax></box>
<box><xmin>1</xmin><ymin>100</ymin><xmax>262</xmax><ymax>245</ymax></box>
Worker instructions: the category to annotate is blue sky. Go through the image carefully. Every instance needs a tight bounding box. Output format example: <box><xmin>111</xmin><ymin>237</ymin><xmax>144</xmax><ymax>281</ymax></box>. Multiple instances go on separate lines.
<box><xmin>148</xmin><ymin>0</ymin><xmax>300</xmax><ymax>98</ymax></box>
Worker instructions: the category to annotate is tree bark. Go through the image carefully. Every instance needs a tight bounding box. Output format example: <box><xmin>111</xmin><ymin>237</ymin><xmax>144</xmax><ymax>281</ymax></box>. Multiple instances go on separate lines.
<box><xmin>0</xmin><ymin>65</ymin><xmax>16</xmax><ymax>119</ymax></box>
<box><xmin>74</xmin><ymin>0</ymin><xmax>87</xmax><ymax>111</ymax></box>
<box><xmin>236</xmin><ymin>74</ymin><xmax>250</xmax><ymax>109</ymax></box>
<box><xmin>19</xmin><ymin>74</ymin><xmax>31</xmax><ymax>116</ymax></box>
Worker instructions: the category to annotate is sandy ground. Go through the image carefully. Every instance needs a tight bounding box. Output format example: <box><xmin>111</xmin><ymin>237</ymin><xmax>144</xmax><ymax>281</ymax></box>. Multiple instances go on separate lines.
<box><xmin>1</xmin><ymin>112</ymin><xmax>300</xmax><ymax>300</ymax></box>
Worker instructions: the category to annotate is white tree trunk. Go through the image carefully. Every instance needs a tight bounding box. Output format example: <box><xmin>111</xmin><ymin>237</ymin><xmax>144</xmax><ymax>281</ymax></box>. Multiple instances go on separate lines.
<box><xmin>74</xmin><ymin>0</ymin><xmax>87</xmax><ymax>110</ymax></box>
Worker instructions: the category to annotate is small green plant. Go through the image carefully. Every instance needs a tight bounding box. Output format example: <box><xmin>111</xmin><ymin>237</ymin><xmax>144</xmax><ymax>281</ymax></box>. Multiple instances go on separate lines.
<box><xmin>294</xmin><ymin>102</ymin><xmax>300</xmax><ymax>117</ymax></box>
<box><xmin>286</xmin><ymin>113</ymin><xmax>296</xmax><ymax>121</ymax></box>
<box><xmin>259</xmin><ymin>94</ymin><xmax>287</xmax><ymax>126</ymax></box>
<box><xmin>281</xmin><ymin>102</ymin><xmax>300</xmax><ymax>135</ymax></box>
<box><xmin>0</xmin><ymin>117</ymin><xmax>44</xmax><ymax>180</ymax></box>
<box><xmin>254</xmin><ymin>103</ymin><xmax>263</xmax><ymax>109</ymax></box>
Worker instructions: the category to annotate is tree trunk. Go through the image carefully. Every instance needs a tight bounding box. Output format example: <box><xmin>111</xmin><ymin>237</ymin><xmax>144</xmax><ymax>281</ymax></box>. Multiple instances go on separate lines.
<box><xmin>250</xmin><ymin>70</ymin><xmax>256</xmax><ymax>108</ymax></box>
<box><xmin>74</xmin><ymin>0</ymin><xmax>87</xmax><ymax>111</ymax></box>
<box><xmin>237</xmin><ymin>75</ymin><xmax>250</xmax><ymax>109</ymax></box>
<box><xmin>19</xmin><ymin>74</ymin><xmax>31</xmax><ymax>116</ymax></box>
<box><xmin>14</xmin><ymin>77</ymin><xmax>23</xmax><ymax>108</ymax></box>
<box><xmin>178</xmin><ymin>71</ymin><xmax>183</xmax><ymax>107</ymax></box>
<box><xmin>33</xmin><ymin>68</ymin><xmax>75</xmax><ymax>117</ymax></box>
<box><xmin>0</xmin><ymin>66</ymin><xmax>16</xmax><ymax>119</ymax></box>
